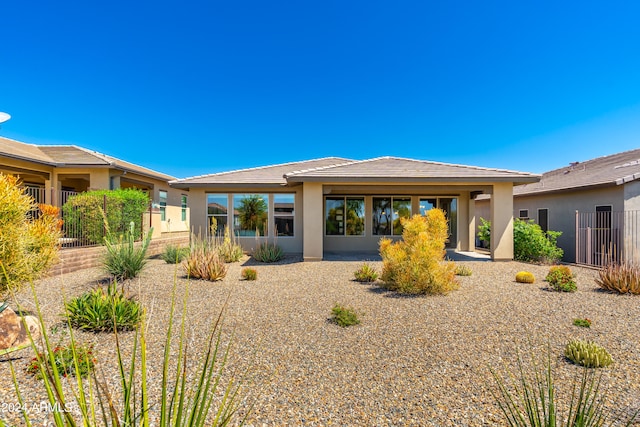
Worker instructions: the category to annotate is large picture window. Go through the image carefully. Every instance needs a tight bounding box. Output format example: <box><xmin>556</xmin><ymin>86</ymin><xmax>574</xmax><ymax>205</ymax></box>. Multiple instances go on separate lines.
<box><xmin>373</xmin><ymin>196</ymin><xmax>411</xmax><ymax>235</ymax></box>
<box><xmin>325</xmin><ymin>197</ymin><xmax>365</xmax><ymax>236</ymax></box>
<box><xmin>234</xmin><ymin>194</ymin><xmax>268</xmax><ymax>236</ymax></box>
<box><xmin>207</xmin><ymin>194</ymin><xmax>228</xmax><ymax>235</ymax></box>
<box><xmin>274</xmin><ymin>194</ymin><xmax>295</xmax><ymax>236</ymax></box>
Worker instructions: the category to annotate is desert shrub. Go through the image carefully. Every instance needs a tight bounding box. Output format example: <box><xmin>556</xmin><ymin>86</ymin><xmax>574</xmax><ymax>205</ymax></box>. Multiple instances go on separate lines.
<box><xmin>514</xmin><ymin>219</ymin><xmax>563</xmax><ymax>264</ymax></box>
<box><xmin>573</xmin><ymin>318</ymin><xmax>591</xmax><ymax>328</ymax></box>
<box><xmin>103</xmin><ymin>222</ymin><xmax>153</xmax><ymax>280</ymax></box>
<box><xmin>0</xmin><ymin>174</ymin><xmax>62</xmax><ymax>292</ymax></box>
<box><xmin>217</xmin><ymin>229</ymin><xmax>243</xmax><ymax>262</ymax></box>
<box><xmin>185</xmin><ymin>235</ymin><xmax>228</xmax><ymax>281</ymax></box>
<box><xmin>253</xmin><ymin>242</ymin><xmax>284</xmax><ymax>263</ymax></box>
<box><xmin>354</xmin><ymin>263</ymin><xmax>378</xmax><ymax>282</ymax></box>
<box><xmin>9</xmin><ymin>273</ymin><xmax>257</xmax><ymax>425</ymax></box>
<box><xmin>491</xmin><ymin>345</ymin><xmax>635</xmax><ymax>426</ymax></box>
<box><xmin>379</xmin><ymin>211</ymin><xmax>458</xmax><ymax>295</ymax></box>
<box><xmin>476</xmin><ymin>218</ymin><xmax>563</xmax><ymax>263</ymax></box>
<box><xmin>546</xmin><ymin>265</ymin><xmax>576</xmax><ymax>292</ymax></box>
<box><xmin>65</xmin><ymin>283</ymin><xmax>142</xmax><ymax>332</ymax></box>
<box><xmin>455</xmin><ymin>265</ymin><xmax>472</xmax><ymax>276</ymax></box>
<box><xmin>161</xmin><ymin>244</ymin><xmax>189</xmax><ymax>264</ymax></box>
<box><xmin>565</xmin><ymin>339</ymin><xmax>613</xmax><ymax>368</ymax></box>
<box><xmin>595</xmin><ymin>262</ymin><xmax>640</xmax><ymax>294</ymax></box>
<box><xmin>26</xmin><ymin>343</ymin><xmax>96</xmax><ymax>379</ymax></box>
<box><xmin>241</xmin><ymin>267</ymin><xmax>258</xmax><ymax>281</ymax></box>
<box><xmin>515</xmin><ymin>271</ymin><xmax>535</xmax><ymax>283</ymax></box>
<box><xmin>331</xmin><ymin>304</ymin><xmax>361</xmax><ymax>327</ymax></box>
<box><xmin>62</xmin><ymin>188</ymin><xmax>149</xmax><ymax>245</ymax></box>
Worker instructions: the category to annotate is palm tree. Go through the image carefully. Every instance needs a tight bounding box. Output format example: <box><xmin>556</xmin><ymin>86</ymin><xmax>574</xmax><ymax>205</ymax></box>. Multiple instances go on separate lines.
<box><xmin>237</xmin><ymin>195</ymin><xmax>268</xmax><ymax>235</ymax></box>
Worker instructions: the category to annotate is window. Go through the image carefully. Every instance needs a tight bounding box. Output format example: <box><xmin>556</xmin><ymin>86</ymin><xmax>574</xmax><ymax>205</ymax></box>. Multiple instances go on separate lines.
<box><xmin>207</xmin><ymin>194</ymin><xmax>228</xmax><ymax>235</ymax></box>
<box><xmin>519</xmin><ymin>209</ymin><xmax>529</xmax><ymax>219</ymax></box>
<box><xmin>159</xmin><ymin>190</ymin><xmax>167</xmax><ymax>221</ymax></box>
<box><xmin>325</xmin><ymin>197</ymin><xmax>365</xmax><ymax>236</ymax></box>
<box><xmin>234</xmin><ymin>194</ymin><xmax>268</xmax><ymax>236</ymax></box>
<box><xmin>181</xmin><ymin>195</ymin><xmax>188</xmax><ymax>221</ymax></box>
<box><xmin>537</xmin><ymin>208</ymin><xmax>548</xmax><ymax>232</ymax></box>
<box><xmin>373</xmin><ymin>196</ymin><xmax>411</xmax><ymax>236</ymax></box>
<box><xmin>274</xmin><ymin>194</ymin><xmax>295</xmax><ymax>236</ymax></box>
<box><xmin>419</xmin><ymin>198</ymin><xmax>437</xmax><ymax>215</ymax></box>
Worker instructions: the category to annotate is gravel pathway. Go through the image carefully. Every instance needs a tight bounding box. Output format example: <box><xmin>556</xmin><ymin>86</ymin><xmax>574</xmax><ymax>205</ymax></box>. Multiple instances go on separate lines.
<box><xmin>1</xmin><ymin>256</ymin><xmax>639</xmax><ymax>426</ymax></box>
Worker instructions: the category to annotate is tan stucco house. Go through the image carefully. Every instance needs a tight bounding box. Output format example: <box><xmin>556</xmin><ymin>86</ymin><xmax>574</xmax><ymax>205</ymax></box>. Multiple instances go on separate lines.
<box><xmin>476</xmin><ymin>148</ymin><xmax>640</xmax><ymax>265</ymax></box>
<box><xmin>0</xmin><ymin>136</ymin><xmax>189</xmax><ymax>237</ymax></box>
<box><xmin>171</xmin><ymin>157</ymin><xmax>540</xmax><ymax>261</ymax></box>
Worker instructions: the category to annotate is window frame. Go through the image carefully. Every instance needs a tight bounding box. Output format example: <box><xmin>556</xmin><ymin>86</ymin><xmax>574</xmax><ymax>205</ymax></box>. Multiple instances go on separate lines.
<box><xmin>181</xmin><ymin>194</ymin><xmax>188</xmax><ymax>222</ymax></box>
<box><xmin>233</xmin><ymin>193</ymin><xmax>269</xmax><ymax>237</ymax></box>
<box><xmin>324</xmin><ymin>196</ymin><xmax>366</xmax><ymax>236</ymax></box>
<box><xmin>159</xmin><ymin>190</ymin><xmax>168</xmax><ymax>221</ymax></box>
<box><xmin>206</xmin><ymin>193</ymin><xmax>229</xmax><ymax>236</ymax></box>
<box><xmin>372</xmin><ymin>196</ymin><xmax>412</xmax><ymax>236</ymax></box>
<box><xmin>273</xmin><ymin>193</ymin><xmax>295</xmax><ymax>237</ymax></box>
<box><xmin>519</xmin><ymin>209</ymin><xmax>529</xmax><ymax>220</ymax></box>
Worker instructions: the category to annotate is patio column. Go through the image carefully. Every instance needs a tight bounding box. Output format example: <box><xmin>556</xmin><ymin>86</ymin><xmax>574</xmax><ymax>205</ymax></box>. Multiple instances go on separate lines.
<box><xmin>302</xmin><ymin>182</ymin><xmax>323</xmax><ymax>261</ymax></box>
<box><xmin>490</xmin><ymin>182</ymin><xmax>514</xmax><ymax>261</ymax></box>
<box><xmin>463</xmin><ymin>191</ymin><xmax>476</xmax><ymax>251</ymax></box>
<box><xmin>458</xmin><ymin>192</ymin><xmax>469</xmax><ymax>251</ymax></box>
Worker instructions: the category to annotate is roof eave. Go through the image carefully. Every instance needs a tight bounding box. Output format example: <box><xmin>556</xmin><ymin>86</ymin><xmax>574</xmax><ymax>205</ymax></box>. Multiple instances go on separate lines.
<box><xmin>285</xmin><ymin>176</ymin><xmax>541</xmax><ymax>184</ymax></box>
<box><xmin>169</xmin><ymin>182</ymin><xmax>292</xmax><ymax>189</ymax></box>
<box><xmin>0</xmin><ymin>152</ymin><xmax>57</xmax><ymax>167</ymax></box>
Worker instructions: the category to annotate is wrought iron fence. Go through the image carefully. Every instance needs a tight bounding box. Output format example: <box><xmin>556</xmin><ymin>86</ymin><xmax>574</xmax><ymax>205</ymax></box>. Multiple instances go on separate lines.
<box><xmin>24</xmin><ymin>188</ymin><xmax>150</xmax><ymax>249</ymax></box>
<box><xmin>576</xmin><ymin>210</ymin><xmax>640</xmax><ymax>266</ymax></box>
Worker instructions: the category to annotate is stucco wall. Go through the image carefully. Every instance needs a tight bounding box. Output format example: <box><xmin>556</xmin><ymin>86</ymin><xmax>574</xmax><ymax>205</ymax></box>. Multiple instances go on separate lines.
<box><xmin>513</xmin><ymin>186</ymin><xmax>624</xmax><ymax>263</ymax></box>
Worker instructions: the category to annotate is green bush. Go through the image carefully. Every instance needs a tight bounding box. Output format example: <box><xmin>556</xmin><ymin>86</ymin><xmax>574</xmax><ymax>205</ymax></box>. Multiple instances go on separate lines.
<box><xmin>354</xmin><ymin>263</ymin><xmax>378</xmax><ymax>282</ymax></box>
<box><xmin>565</xmin><ymin>339</ymin><xmax>613</xmax><ymax>368</ymax></box>
<box><xmin>546</xmin><ymin>265</ymin><xmax>576</xmax><ymax>292</ymax></box>
<box><xmin>26</xmin><ymin>343</ymin><xmax>96</xmax><ymax>379</ymax></box>
<box><xmin>573</xmin><ymin>318</ymin><xmax>591</xmax><ymax>328</ymax></box>
<box><xmin>62</xmin><ymin>189</ymin><xmax>149</xmax><ymax>245</ymax></box>
<box><xmin>514</xmin><ymin>219</ymin><xmax>563</xmax><ymax>264</ymax></box>
<box><xmin>380</xmin><ymin>211</ymin><xmax>458</xmax><ymax>295</ymax></box>
<box><xmin>477</xmin><ymin>217</ymin><xmax>491</xmax><ymax>248</ymax></box>
<box><xmin>241</xmin><ymin>267</ymin><xmax>258</xmax><ymax>281</ymax></box>
<box><xmin>65</xmin><ymin>283</ymin><xmax>142</xmax><ymax>332</ymax></box>
<box><xmin>0</xmin><ymin>174</ymin><xmax>62</xmax><ymax>293</ymax></box>
<box><xmin>103</xmin><ymin>222</ymin><xmax>153</xmax><ymax>280</ymax></box>
<box><xmin>331</xmin><ymin>304</ymin><xmax>361</xmax><ymax>327</ymax></box>
<box><xmin>161</xmin><ymin>244</ymin><xmax>189</xmax><ymax>264</ymax></box>
<box><xmin>253</xmin><ymin>242</ymin><xmax>284</xmax><ymax>263</ymax></box>
<box><xmin>476</xmin><ymin>218</ymin><xmax>563</xmax><ymax>263</ymax></box>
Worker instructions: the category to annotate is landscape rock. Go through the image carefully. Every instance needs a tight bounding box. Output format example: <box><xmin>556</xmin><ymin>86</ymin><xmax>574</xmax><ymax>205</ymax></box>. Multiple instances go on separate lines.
<box><xmin>0</xmin><ymin>307</ymin><xmax>21</xmax><ymax>350</ymax></box>
<box><xmin>10</xmin><ymin>315</ymin><xmax>41</xmax><ymax>348</ymax></box>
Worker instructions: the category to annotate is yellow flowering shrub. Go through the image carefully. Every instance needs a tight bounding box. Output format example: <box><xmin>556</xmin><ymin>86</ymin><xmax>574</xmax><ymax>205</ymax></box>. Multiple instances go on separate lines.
<box><xmin>0</xmin><ymin>174</ymin><xmax>61</xmax><ymax>292</ymax></box>
<box><xmin>379</xmin><ymin>210</ymin><xmax>458</xmax><ymax>295</ymax></box>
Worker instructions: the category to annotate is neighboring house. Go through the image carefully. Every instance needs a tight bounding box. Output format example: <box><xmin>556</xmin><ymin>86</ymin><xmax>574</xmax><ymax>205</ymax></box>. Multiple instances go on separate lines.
<box><xmin>476</xmin><ymin>148</ymin><xmax>640</xmax><ymax>265</ymax></box>
<box><xmin>170</xmin><ymin>157</ymin><xmax>540</xmax><ymax>261</ymax></box>
<box><xmin>0</xmin><ymin>136</ymin><xmax>189</xmax><ymax>238</ymax></box>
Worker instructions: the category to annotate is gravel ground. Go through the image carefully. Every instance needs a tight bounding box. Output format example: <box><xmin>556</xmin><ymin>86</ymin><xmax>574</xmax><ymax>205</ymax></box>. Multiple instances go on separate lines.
<box><xmin>1</xmin><ymin>256</ymin><xmax>640</xmax><ymax>426</ymax></box>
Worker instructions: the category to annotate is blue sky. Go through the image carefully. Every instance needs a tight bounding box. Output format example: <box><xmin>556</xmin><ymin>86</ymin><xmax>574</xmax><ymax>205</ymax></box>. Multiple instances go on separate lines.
<box><xmin>1</xmin><ymin>1</ymin><xmax>639</xmax><ymax>178</ymax></box>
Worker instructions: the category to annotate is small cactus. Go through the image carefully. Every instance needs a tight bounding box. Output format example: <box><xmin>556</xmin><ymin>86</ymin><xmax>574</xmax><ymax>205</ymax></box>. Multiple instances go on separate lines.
<box><xmin>515</xmin><ymin>271</ymin><xmax>535</xmax><ymax>283</ymax></box>
<box><xmin>241</xmin><ymin>267</ymin><xmax>258</xmax><ymax>281</ymax></box>
<box><xmin>565</xmin><ymin>339</ymin><xmax>613</xmax><ymax>368</ymax></box>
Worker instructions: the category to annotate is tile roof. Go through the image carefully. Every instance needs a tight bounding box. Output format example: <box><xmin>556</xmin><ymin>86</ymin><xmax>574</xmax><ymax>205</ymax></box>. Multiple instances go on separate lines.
<box><xmin>171</xmin><ymin>157</ymin><xmax>353</xmax><ymax>187</ymax></box>
<box><xmin>284</xmin><ymin>156</ymin><xmax>540</xmax><ymax>183</ymax></box>
<box><xmin>514</xmin><ymin>148</ymin><xmax>640</xmax><ymax>196</ymax></box>
<box><xmin>0</xmin><ymin>137</ymin><xmax>175</xmax><ymax>181</ymax></box>
<box><xmin>172</xmin><ymin>156</ymin><xmax>540</xmax><ymax>188</ymax></box>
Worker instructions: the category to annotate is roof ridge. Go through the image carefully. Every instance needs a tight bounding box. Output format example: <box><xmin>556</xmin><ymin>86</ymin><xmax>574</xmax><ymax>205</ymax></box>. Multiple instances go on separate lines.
<box><xmin>283</xmin><ymin>158</ymin><xmax>363</xmax><ymax>177</ymax></box>
<box><xmin>175</xmin><ymin>157</ymin><xmax>352</xmax><ymax>182</ymax></box>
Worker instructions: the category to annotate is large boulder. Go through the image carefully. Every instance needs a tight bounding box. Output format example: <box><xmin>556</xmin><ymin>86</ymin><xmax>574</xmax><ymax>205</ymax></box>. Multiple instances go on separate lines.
<box><xmin>0</xmin><ymin>307</ymin><xmax>41</xmax><ymax>351</ymax></box>
<box><xmin>0</xmin><ymin>307</ymin><xmax>22</xmax><ymax>350</ymax></box>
